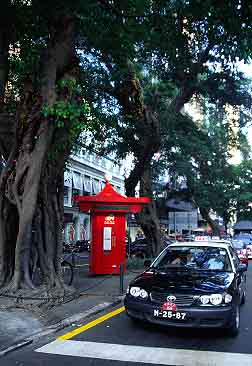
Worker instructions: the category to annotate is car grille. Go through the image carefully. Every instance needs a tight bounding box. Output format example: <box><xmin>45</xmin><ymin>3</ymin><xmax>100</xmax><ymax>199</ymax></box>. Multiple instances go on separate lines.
<box><xmin>150</xmin><ymin>292</ymin><xmax>197</xmax><ymax>306</ymax></box>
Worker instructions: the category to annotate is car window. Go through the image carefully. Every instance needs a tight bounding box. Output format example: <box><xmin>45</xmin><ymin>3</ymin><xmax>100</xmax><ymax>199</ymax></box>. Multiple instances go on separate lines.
<box><xmin>152</xmin><ymin>246</ymin><xmax>232</xmax><ymax>272</ymax></box>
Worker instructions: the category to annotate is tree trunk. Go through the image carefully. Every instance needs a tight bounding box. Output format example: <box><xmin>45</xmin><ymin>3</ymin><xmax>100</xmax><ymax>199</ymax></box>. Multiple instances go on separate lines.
<box><xmin>123</xmin><ymin>104</ymin><xmax>161</xmax><ymax>255</ymax></box>
<box><xmin>30</xmin><ymin>159</ymin><xmax>65</xmax><ymax>289</ymax></box>
<box><xmin>136</xmin><ymin>164</ymin><xmax>161</xmax><ymax>257</ymax></box>
<box><xmin>119</xmin><ymin>59</ymin><xmax>202</xmax><ymax>256</ymax></box>
<box><xmin>0</xmin><ymin>197</ymin><xmax>18</xmax><ymax>286</ymax></box>
<box><xmin>0</xmin><ymin>16</ymin><xmax>78</xmax><ymax>294</ymax></box>
<box><xmin>199</xmin><ymin>207</ymin><xmax>221</xmax><ymax>236</ymax></box>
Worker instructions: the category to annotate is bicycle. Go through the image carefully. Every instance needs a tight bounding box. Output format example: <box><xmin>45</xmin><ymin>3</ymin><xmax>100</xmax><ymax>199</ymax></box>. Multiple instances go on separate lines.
<box><xmin>61</xmin><ymin>258</ymin><xmax>74</xmax><ymax>286</ymax></box>
<box><xmin>30</xmin><ymin>257</ymin><xmax>74</xmax><ymax>287</ymax></box>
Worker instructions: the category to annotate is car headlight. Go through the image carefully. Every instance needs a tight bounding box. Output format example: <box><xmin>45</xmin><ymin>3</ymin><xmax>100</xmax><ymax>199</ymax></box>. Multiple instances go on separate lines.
<box><xmin>210</xmin><ymin>294</ymin><xmax>223</xmax><ymax>305</ymax></box>
<box><xmin>224</xmin><ymin>293</ymin><xmax>232</xmax><ymax>304</ymax></box>
<box><xmin>200</xmin><ymin>295</ymin><xmax>210</xmax><ymax>305</ymax></box>
<box><xmin>129</xmin><ymin>286</ymin><xmax>148</xmax><ymax>298</ymax></box>
<box><xmin>130</xmin><ymin>287</ymin><xmax>141</xmax><ymax>297</ymax></box>
<box><xmin>139</xmin><ymin>289</ymin><xmax>148</xmax><ymax>298</ymax></box>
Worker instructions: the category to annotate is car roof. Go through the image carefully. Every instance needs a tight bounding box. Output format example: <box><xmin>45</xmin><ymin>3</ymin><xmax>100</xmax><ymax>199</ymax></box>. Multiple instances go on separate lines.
<box><xmin>168</xmin><ymin>241</ymin><xmax>231</xmax><ymax>249</ymax></box>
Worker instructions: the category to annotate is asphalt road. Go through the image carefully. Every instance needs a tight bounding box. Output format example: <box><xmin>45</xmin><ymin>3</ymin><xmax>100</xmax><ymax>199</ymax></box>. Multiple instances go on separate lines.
<box><xmin>2</xmin><ymin>263</ymin><xmax>252</xmax><ymax>366</ymax></box>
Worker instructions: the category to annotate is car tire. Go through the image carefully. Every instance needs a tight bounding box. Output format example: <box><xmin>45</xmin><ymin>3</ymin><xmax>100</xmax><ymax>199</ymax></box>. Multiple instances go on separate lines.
<box><xmin>227</xmin><ymin>304</ymin><xmax>240</xmax><ymax>337</ymax></box>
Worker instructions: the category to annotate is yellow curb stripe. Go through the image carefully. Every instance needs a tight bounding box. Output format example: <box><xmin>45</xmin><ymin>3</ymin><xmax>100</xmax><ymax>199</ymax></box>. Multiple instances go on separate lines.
<box><xmin>57</xmin><ymin>306</ymin><xmax>125</xmax><ymax>341</ymax></box>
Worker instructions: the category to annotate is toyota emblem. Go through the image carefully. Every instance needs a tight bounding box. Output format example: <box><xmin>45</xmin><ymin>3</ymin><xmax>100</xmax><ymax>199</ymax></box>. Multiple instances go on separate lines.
<box><xmin>166</xmin><ymin>295</ymin><xmax>176</xmax><ymax>302</ymax></box>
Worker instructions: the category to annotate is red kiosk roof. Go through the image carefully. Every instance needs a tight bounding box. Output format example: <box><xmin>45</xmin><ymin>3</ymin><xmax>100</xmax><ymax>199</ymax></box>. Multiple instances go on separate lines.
<box><xmin>74</xmin><ymin>181</ymin><xmax>151</xmax><ymax>213</ymax></box>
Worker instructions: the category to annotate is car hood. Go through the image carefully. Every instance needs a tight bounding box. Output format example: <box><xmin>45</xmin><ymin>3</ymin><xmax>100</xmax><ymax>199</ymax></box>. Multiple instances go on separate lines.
<box><xmin>131</xmin><ymin>269</ymin><xmax>235</xmax><ymax>293</ymax></box>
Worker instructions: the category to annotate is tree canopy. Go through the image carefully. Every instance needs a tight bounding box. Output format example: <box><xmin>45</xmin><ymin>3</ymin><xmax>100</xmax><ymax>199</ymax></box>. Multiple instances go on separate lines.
<box><xmin>1</xmin><ymin>0</ymin><xmax>252</xmax><ymax>293</ymax></box>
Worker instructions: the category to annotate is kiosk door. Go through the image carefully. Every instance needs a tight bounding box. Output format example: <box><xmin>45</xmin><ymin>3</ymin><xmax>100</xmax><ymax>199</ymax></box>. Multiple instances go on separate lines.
<box><xmin>102</xmin><ymin>214</ymin><xmax>125</xmax><ymax>274</ymax></box>
<box><xmin>91</xmin><ymin>214</ymin><xmax>126</xmax><ymax>274</ymax></box>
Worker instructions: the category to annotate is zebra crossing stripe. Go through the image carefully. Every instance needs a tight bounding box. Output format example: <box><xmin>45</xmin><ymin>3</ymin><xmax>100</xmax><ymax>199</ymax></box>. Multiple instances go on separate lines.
<box><xmin>36</xmin><ymin>340</ymin><xmax>252</xmax><ymax>366</ymax></box>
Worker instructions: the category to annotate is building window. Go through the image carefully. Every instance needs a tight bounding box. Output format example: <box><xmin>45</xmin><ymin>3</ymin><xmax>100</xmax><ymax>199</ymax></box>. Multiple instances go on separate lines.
<box><xmin>83</xmin><ymin>175</ymin><xmax>92</xmax><ymax>194</ymax></box>
<box><xmin>92</xmin><ymin>179</ymin><xmax>101</xmax><ymax>194</ymax></box>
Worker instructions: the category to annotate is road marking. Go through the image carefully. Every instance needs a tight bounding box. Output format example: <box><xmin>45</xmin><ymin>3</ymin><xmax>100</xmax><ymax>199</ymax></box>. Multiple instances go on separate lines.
<box><xmin>57</xmin><ymin>306</ymin><xmax>125</xmax><ymax>340</ymax></box>
<box><xmin>36</xmin><ymin>340</ymin><xmax>252</xmax><ymax>366</ymax></box>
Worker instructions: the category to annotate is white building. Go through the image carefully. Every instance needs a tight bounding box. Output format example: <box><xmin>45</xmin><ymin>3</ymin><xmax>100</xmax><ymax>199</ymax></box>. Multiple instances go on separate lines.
<box><xmin>63</xmin><ymin>147</ymin><xmax>125</xmax><ymax>243</ymax></box>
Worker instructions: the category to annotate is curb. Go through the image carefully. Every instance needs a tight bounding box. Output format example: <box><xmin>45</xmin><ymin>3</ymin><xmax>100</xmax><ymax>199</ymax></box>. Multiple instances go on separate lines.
<box><xmin>0</xmin><ymin>340</ymin><xmax>33</xmax><ymax>357</ymax></box>
<box><xmin>0</xmin><ymin>297</ymin><xmax>123</xmax><ymax>357</ymax></box>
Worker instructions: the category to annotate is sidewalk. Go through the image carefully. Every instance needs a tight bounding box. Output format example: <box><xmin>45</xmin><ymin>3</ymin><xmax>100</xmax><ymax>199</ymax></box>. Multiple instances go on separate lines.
<box><xmin>0</xmin><ymin>264</ymin><xmax>143</xmax><ymax>355</ymax></box>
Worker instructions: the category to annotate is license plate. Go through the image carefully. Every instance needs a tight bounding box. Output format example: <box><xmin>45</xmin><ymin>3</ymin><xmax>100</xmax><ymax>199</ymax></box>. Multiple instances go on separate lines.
<box><xmin>153</xmin><ymin>309</ymin><xmax>186</xmax><ymax>320</ymax></box>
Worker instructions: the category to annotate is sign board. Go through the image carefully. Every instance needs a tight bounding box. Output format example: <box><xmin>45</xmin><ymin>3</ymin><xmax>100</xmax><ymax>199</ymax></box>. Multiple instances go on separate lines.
<box><xmin>104</xmin><ymin>215</ymin><xmax>115</xmax><ymax>225</ymax></box>
<box><xmin>195</xmin><ymin>236</ymin><xmax>209</xmax><ymax>241</ymax></box>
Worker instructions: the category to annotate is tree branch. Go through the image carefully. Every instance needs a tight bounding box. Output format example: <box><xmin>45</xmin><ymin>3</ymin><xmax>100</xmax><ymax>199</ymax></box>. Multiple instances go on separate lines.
<box><xmin>40</xmin><ymin>16</ymin><xmax>77</xmax><ymax>105</ymax></box>
<box><xmin>170</xmin><ymin>43</ymin><xmax>214</xmax><ymax>113</ymax></box>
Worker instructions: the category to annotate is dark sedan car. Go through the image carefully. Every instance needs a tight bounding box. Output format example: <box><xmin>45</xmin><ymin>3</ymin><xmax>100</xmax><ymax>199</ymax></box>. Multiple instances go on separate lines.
<box><xmin>124</xmin><ymin>241</ymin><xmax>246</xmax><ymax>336</ymax></box>
<box><xmin>127</xmin><ymin>238</ymin><xmax>172</xmax><ymax>258</ymax></box>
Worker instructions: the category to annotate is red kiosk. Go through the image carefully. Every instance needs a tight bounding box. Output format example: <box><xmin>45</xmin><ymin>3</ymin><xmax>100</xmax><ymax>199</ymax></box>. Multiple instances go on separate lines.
<box><xmin>75</xmin><ymin>180</ymin><xmax>150</xmax><ymax>275</ymax></box>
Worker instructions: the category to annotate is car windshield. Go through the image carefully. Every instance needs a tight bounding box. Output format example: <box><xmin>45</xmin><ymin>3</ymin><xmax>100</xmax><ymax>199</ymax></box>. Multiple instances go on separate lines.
<box><xmin>152</xmin><ymin>246</ymin><xmax>232</xmax><ymax>272</ymax></box>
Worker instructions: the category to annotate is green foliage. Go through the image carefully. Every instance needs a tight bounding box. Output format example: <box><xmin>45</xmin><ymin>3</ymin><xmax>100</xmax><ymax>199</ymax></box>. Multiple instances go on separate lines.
<box><xmin>233</xmin><ymin>160</ymin><xmax>252</xmax><ymax>220</ymax></box>
<box><xmin>43</xmin><ymin>99</ymin><xmax>89</xmax><ymax>124</ymax></box>
<box><xmin>157</xmin><ymin>98</ymin><xmax>252</xmax><ymax>227</ymax></box>
<box><xmin>3</xmin><ymin>0</ymin><xmax>252</xmax><ymax>204</ymax></box>
<box><xmin>42</xmin><ymin>98</ymin><xmax>90</xmax><ymax>156</ymax></box>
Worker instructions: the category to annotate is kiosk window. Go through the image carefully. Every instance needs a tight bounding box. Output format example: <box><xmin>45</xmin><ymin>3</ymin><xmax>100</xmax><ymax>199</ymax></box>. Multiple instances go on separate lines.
<box><xmin>103</xmin><ymin>227</ymin><xmax>112</xmax><ymax>250</ymax></box>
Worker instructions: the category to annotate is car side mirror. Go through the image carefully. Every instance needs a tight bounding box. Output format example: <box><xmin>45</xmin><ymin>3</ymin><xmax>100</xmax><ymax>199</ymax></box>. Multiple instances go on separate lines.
<box><xmin>144</xmin><ymin>259</ymin><xmax>152</xmax><ymax>267</ymax></box>
<box><xmin>238</xmin><ymin>263</ymin><xmax>247</xmax><ymax>272</ymax></box>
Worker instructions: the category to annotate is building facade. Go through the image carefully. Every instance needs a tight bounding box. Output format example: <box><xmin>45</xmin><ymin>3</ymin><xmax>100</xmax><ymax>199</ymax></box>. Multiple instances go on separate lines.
<box><xmin>63</xmin><ymin>148</ymin><xmax>125</xmax><ymax>243</ymax></box>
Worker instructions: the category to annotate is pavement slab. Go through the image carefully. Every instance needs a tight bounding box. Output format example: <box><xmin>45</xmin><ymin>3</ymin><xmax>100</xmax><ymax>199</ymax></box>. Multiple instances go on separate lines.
<box><xmin>0</xmin><ymin>268</ymin><xmax>139</xmax><ymax>354</ymax></box>
<box><xmin>0</xmin><ymin>310</ymin><xmax>43</xmax><ymax>352</ymax></box>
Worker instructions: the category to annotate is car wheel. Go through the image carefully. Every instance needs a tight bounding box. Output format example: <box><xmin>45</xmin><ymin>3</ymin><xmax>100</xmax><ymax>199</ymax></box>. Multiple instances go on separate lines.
<box><xmin>228</xmin><ymin>304</ymin><xmax>240</xmax><ymax>337</ymax></box>
<box><xmin>241</xmin><ymin>288</ymin><xmax>246</xmax><ymax>305</ymax></box>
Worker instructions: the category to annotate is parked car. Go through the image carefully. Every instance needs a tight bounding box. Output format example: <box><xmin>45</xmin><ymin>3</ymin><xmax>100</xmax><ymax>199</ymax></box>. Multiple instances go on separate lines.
<box><xmin>127</xmin><ymin>238</ymin><xmax>148</xmax><ymax>258</ymax></box>
<box><xmin>232</xmin><ymin>240</ymin><xmax>248</xmax><ymax>269</ymax></box>
<box><xmin>124</xmin><ymin>241</ymin><xmax>247</xmax><ymax>336</ymax></box>
<box><xmin>127</xmin><ymin>238</ymin><xmax>172</xmax><ymax>258</ymax></box>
